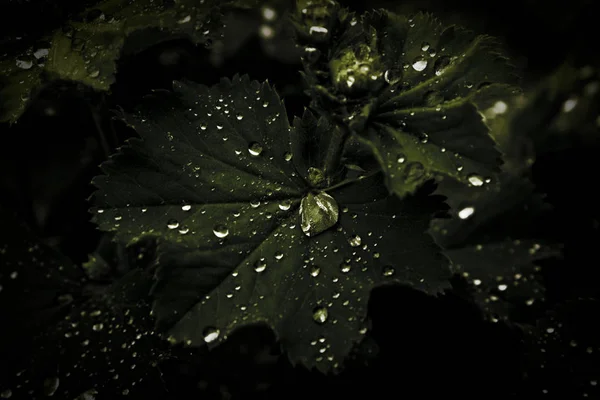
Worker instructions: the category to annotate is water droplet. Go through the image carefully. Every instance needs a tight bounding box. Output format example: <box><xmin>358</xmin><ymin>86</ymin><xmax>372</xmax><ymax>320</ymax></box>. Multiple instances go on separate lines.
<box><xmin>312</xmin><ymin>306</ymin><xmax>328</xmax><ymax>324</ymax></box>
<box><xmin>412</xmin><ymin>57</ymin><xmax>428</xmax><ymax>71</ymax></box>
<box><xmin>397</xmin><ymin>154</ymin><xmax>406</xmax><ymax>163</ymax></box>
<box><xmin>458</xmin><ymin>206</ymin><xmax>475</xmax><ymax>219</ymax></box>
<box><xmin>383</xmin><ymin>266</ymin><xmax>395</xmax><ymax>276</ymax></box>
<box><xmin>403</xmin><ymin>162</ymin><xmax>425</xmax><ymax>183</ymax></box>
<box><xmin>274</xmin><ymin>251</ymin><xmax>284</xmax><ymax>260</ymax></box>
<box><xmin>167</xmin><ymin>219</ymin><xmax>179</xmax><ymax>229</ymax></box>
<box><xmin>348</xmin><ymin>234</ymin><xmax>362</xmax><ymax>247</ymax></box>
<box><xmin>421</xmin><ymin>42</ymin><xmax>430</xmax><ymax>51</ymax></box>
<box><xmin>1</xmin><ymin>389</ymin><xmax>12</xmax><ymax>398</ymax></box>
<box><xmin>467</xmin><ymin>174</ymin><xmax>484</xmax><ymax>186</ymax></box>
<box><xmin>562</xmin><ymin>97</ymin><xmax>578</xmax><ymax>113</ymax></box>
<box><xmin>309</xmin><ymin>26</ymin><xmax>328</xmax><ymax>36</ymax></box>
<box><xmin>248</xmin><ymin>142</ymin><xmax>263</xmax><ymax>156</ymax></box>
<box><xmin>92</xmin><ymin>323</ymin><xmax>104</xmax><ymax>331</ymax></box>
<box><xmin>43</xmin><ymin>377</ymin><xmax>60</xmax><ymax>396</ymax></box>
<box><xmin>279</xmin><ymin>200</ymin><xmax>292</xmax><ymax>211</ymax></box>
<box><xmin>384</xmin><ymin>69</ymin><xmax>401</xmax><ymax>84</ymax></box>
<box><xmin>213</xmin><ymin>225</ymin><xmax>229</xmax><ymax>238</ymax></box>
<box><xmin>262</xmin><ymin>6</ymin><xmax>277</xmax><ymax>21</ymax></box>
<box><xmin>178</xmin><ymin>226</ymin><xmax>190</xmax><ymax>235</ymax></box>
<box><xmin>434</xmin><ymin>56</ymin><xmax>451</xmax><ymax>76</ymax></box>
<box><xmin>310</xmin><ymin>265</ymin><xmax>321</xmax><ymax>277</ymax></box>
<box><xmin>16</xmin><ymin>59</ymin><xmax>33</xmax><ymax>70</ymax></box>
<box><xmin>203</xmin><ymin>327</ymin><xmax>220</xmax><ymax>343</ymax></box>
<box><xmin>254</xmin><ymin>259</ymin><xmax>267</xmax><ymax>273</ymax></box>
<box><xmin>284</xmin><ymin>152</ymin><xmax>293</xmax><ymax>162</ymax></box>
<box><xmin>300</xmin><ymin>192</ymin><xmax>339</xmax><ymax>237</ymax></box>
<box><xmin>236</xmin><ymin>113</ymin><xmax>244</xmax><ymax>120</ymax></box>
<box><xmin>340</xmin><ymin>262</ymin><xmax>351</xmax><ymax>273</ymax></box>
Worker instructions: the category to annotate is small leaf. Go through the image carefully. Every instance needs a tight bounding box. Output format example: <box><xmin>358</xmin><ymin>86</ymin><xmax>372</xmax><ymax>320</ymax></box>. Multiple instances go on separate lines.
<box><xmin>91</xmin><ymin>76</ymin><xmax>451</xmax><ymax>372</ymax></box>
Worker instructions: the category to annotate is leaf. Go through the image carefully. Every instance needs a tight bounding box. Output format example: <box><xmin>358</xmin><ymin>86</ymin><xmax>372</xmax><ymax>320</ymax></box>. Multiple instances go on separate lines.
<box><xmin>0</xmin><ymin>0</ymin><xmax>222</xmax><ymax>123</ymax></box>
<box><xmin>0</xmin><ymin>269</ymin><xmax>171</xmax><ymax>399</ymax></box>
<box><xmin>333</xmin><ymin>11</ymin><xmax>519</xmax><ymax>198</ymax></box>
<box><xmin>91</xmin><ymin>75</ymin><xmax>451</xmax><ymax>373</ymax></box>
<box><xmin>0</xmin><ymin>206</ymin><xmax>85</xmax><ymax>353</ymax></box>
<box><xmin>429</xmin><ymin>174</ymin><xmax>562</xmax><ymax>322</ymax></box>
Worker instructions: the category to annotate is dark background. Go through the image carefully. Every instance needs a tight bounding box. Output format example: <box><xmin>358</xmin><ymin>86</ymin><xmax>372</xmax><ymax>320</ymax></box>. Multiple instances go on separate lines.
<box><xmin>1</xmin><ymin>0</ymin><xmax>599</xmax><ymax>399</ymax></box>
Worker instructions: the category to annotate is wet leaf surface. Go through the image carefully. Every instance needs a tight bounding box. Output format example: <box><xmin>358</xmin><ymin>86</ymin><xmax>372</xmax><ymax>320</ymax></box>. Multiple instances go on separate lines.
<box><xmin>91</xmin><ymin>75</ymin><xmax>451</xmax><ymax>372</ymax></box>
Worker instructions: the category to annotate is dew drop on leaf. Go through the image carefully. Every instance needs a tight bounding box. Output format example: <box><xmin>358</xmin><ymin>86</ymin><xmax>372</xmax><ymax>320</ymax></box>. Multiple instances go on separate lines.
<box><xmin>1</xmin><ymin>389</ymin><xmax>12</xmax><ymax>398</ymax></box>
<box><xmin>167</xmin><ymin>219</ymin><xmax>179</xmax><ymax>229</ymax></box>
<box><xmin>284</xmin><ymin>152</ymin><xmax>293</xmax><ymax>162</ymax></box>
<box><xmin>312</xmin><ymin>306</ymin><xmax>328</xmax><ymax>324</ymax></box>
<box><xmin>178</xmin><ymin>226</ymin><xmax>190</xmax><ymax>235</ymax></box>
<box><xmin>412</xmin><ymin>57</ymin><xmax>428</xmax><ymax>71</ymax></box>
<box><xmin>403</xmin><ymin>162</ymin><xmax>425</xmax><ymax>183</ymax></box>
<box><xmin>181</xmin><ymin>204</ymin><xmax>192</xmax><ymax>211</ymax></box>
<box><xmin>434</xmin><ymin>56</ymin><xmax>451</xmax><ymax>76</ymax></box>
<box><xmin>254</xmin><ymin>258</ymin><xmax>267</xmax><ymax>273</ymax></box>
<box><xmin>43</xmin><ymin>377</ymin><xmax>60</xmax><ymax>396</ymax></box>
<box><xmin>236</xmin><ymin>113</ymin><xmax>244</xmax><ymax>120</ymax></box>
<box><xmin>300</xmin><ymin>192</ymin><xmax>339</xmax><ymax>237</ymax></box>
<box><xmin>458</xmin><ymin>206</ymin><xmax>475</xmax><ymax>219</ymax></box>
<box><xmin>383</xmin><ymin>266</ymin><xmax>395</xmax><ymax>277</ymax></box>
<box><xmin>384</xmin><ymin>69</ymin><xmax>401</xmax><ymax>84</ymax></box>
<box><xmin>278</xmin><ymin>200</ymin><xmax>292</xmax><ymax>211</ymax></box>
<box><xmin>203</xmin><ymin>327</ymin><xmax>220</xmax><ymax>343</ymax></box>
<box><xmin>248</xmin><ymin>142</ymin><xmax>263</xmax><ymax>156</ymax></box>
<box><xmin>348</xmin><ymin>234</ymin><xmax>362</xmax><ymax>247</ymax></box>
<box><xmin>310</xmin><ymin>265</ymin><xmax>321</xmax><ymax>277</ymax></box>
<box><xmin>421</xmin><ymin>42</ymin><xmax>430</xmax><ymax>51</ymax></box>
<box><xmin>275</xmin><ymin>251</ymin><xmax>284</xmax><ymax>260</ymax></box>
<box><xmin>340</xmin><ymin>262</ymin><xmax>351</xmax><ymax>273</ymax></box>
<box><xmin>92</xmin><ymin>323</ymin><xmax>104</xmax><ymax>331</ymax></box>
<box><xmin>467</xmin><ymin>174</ymin><xmax>484</xmax><ymax>186</ymax></box>
<box><xmin>397</xmin><ymin>154</ymin><xmax>406</xmax><ymax>163</ymax></box>
<box><xmin>213</xmin><ymin>225</ymin><xmax>229</xmax><ymax>238</ymax></box>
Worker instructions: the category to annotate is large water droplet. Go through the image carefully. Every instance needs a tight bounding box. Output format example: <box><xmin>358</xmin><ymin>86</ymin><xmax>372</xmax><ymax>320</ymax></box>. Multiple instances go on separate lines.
<box><xmin>312</xmin><ymin>306</ymin><xmax>328</xmax><ymax>324</ymax></box>
<box><xmin>213</xmin><ymin>225</ymin><xmax>229</xmax><ymax>238</ymax></box>
<box><xmin>43</xmin><ymin>377</ymin><xmax>60</xmax><ymax>396</ymax></box>
<box><xmin>340</xmin><ymin>262</ymin><xmax>351</xmax><ymax>273</ymax></box>
<box><xmin>348</xmin><ymin>234</ymin><xmax>362</xmax><ymax>247</ymax></box>
<box><xmin>279</xmin><ymin>199</ymin><xmax>292</xmax><ymax>211</ymax></box>
<box><xmin>254</xmin><ymin>259</ymin><xmax>267</xmax><ymax>273</ymax></box>
<box><xmin>284</xmin><ymin>152</ymin><xmax>293</xmax><ymax>162</ymax></box>
<box><xmin>248</xmin><ymin>142</ymin><xmax>263</xmax><ymax>156</ymax></box>
<box><xmin>167</xmin><ymin>219</ymin><xmax>180</xmax><ymax>229</ymax></box>
<box><xmin>458</xmin><ymin>206</ymin><xmax>475</xmax><ymax>219</ymax></box>
<box><xmin>412</xmin><ymin>57</ymin><xmax>428</xmax><ymax>71</ymax></box>
<box><xmin>310</xmin><ymin>265</ymin><xmax>321</xmax><ymax>277</ymax></box>
<box><xmin>274</xmin><ymin>251</ymin><xmax>284</xmax><ymax>260</ymax></box>
<box><xmin>384</xmin><ymin>69</ymin><xmax>401</xmax><ymax>84</ymax></box>
<box><xmin>203</xmin><ymin>327</ymin><xmax>220</xmax><ymax>343</ymax></box>
<box><xmin>467</xmin><ymin>173</ymin><xmax>484</xmax><ymax>186</ymax></box>
<box><xmin>300</xmin><ymin>192</ymin><xmax>339</xmax><ymax>237</ymax></box>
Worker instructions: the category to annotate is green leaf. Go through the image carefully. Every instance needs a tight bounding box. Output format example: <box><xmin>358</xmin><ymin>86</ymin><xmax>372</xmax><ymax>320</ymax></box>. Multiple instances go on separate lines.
<box><xmin>0</xmin><ymin>0</ymin><xmax>221</xmax><ymax>123</ymax></box>
<box><xmin>0</xmin><ymin>206</ymin><xmax>85</xmax><ymax>350</ymax></box>
<box><xmin>0</xmin><ymin>269</ymin><xmax>170</xmax><ymax>399</ymax></box>
<box><xmin>334</xmin><ymin>11</ymin><xmax>519</xmax><ymax>197</ymax></box>
<box><xmin>429</xmin><ymin>175</ymin><xmax>562</xmax><ymax>322</ymax></box>
<box><xmin>91</xmin><ymin>75</ymin><xmax>450</xmax><ymax>373</ymax></box>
